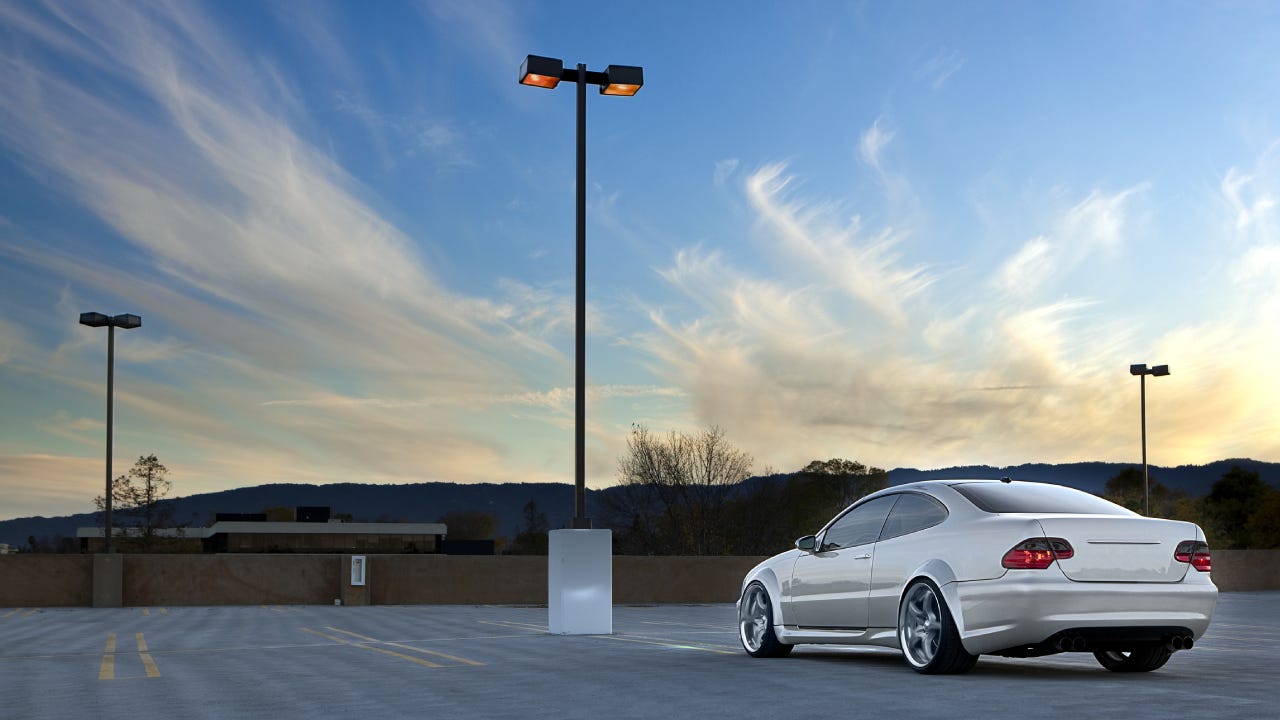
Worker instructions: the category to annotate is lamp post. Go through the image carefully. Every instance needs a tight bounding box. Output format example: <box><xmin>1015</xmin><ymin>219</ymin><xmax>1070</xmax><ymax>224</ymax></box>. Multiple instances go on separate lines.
<box><xmin>519</xmin><ymin>54</ymin><xmax>643</xmax><ymax>529</ymax></box>
<box><xmin>1129</xmin><ymin>363</ymin><xmax>1170</xmax><ymax>516</ymax></box>
<box><xmin>80</xmin><ymin>312</ymin><xmax>142</xmax><ymax>553</ymax></box>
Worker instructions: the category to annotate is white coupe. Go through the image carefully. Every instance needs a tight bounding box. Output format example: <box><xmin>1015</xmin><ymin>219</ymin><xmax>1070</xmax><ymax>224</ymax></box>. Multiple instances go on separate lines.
<box><xmin>737</xmin><ymin>479</ymin><xmax>1217</xmax><ymax>673</ymax></box>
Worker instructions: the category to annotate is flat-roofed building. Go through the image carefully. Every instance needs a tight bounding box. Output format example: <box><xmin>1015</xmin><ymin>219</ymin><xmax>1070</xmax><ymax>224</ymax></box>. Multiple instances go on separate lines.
<box><xmin>77</xmin><ymin>520</ymin><xmax>447</xmax><ymax>554</ymax></box>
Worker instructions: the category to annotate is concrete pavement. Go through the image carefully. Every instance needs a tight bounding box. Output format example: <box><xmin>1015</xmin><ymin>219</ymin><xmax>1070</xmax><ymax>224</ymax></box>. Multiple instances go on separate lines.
<box><xmin>2</xmin><ymin>594</ymin><xmax>1275</xmax><ymax>719</ymax></box>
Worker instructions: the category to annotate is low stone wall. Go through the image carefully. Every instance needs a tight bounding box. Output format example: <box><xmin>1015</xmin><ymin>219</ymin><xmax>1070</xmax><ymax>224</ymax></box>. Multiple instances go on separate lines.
<box><xmin>0</xmin><ymin>554</ymin><xmax>92</xmax><ymax>606</ymax></box>
<box><xmin>1207</xmin><ymin>549</ymin><xmax>1280</xmax><ymax>592</ymax></box>
<box><xmin>616</xmin><ymin>556</ymin><xmax>764</xmax><ymax>603</ymax></box>
<box><xmin>1</xmin><ymin>551</ymin><xmax>1276</xmax><ymax>607</ymax></box>
<box><xmin>122</xmin><ymin>554</ymin><xmax>340</xmax><ymax>606</ymax></box>
<box><xmin>371</xmin><ymin>556</ymin><xmax>546</xmax><ymax>605</ymax></box>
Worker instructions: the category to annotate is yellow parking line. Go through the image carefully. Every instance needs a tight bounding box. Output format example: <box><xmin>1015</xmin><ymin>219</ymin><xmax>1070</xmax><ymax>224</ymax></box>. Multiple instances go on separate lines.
<box><xmin>301</xmin><ymin>627</ymin><xmax>443</xmax><ymax>668</ymax></box>
<box><xmin>136</xmin><ymin>634</ymin><xmax>160</xmax><ymax>678</ymax></box>
<box><xmin>160</xmin><ymin>608</ymin><xmax>169</xmax><ymax>615</ymax></box>
<box><xmin>99</xmin><ymin>634</ymin><xmax>117</xmax><ymax>680</ymax></box>
<box><xmin>324</xmin><ymin>627</ymin><xmax>484</xmax><ymax>666</ymax></box>
<box><xmin>142</xmin><ymin>608</ymin><xmax>150</xmax><ymax>616</ymax></box>
<box><xmin>21</xmin><ymin>609</ymin><xmax>37</xmax><ymax>618</ymax></box>
<box><xmin>2</xmin><ymin>608</ymin><xmax>23</xmax><ymax>618</ymax></box>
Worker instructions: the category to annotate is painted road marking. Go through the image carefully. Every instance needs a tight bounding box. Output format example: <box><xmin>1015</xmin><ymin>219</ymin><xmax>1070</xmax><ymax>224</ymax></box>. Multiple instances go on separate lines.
<box><xmin>136</xmin><ymin>633</ymin><xmax>161</xmax><ymax>678</ymax></box>
<box><xmin>2</xmin><ymin>608</ymin><xmax>24</xmax><ymax>618</ymax></box>
<box><xmin>599</xmin><ymin>630</ymin><xmax>742</xmax><ymax>653</ymax></box>
<box><xmin>475</xmin><ymin>618</ymin><xmax>737</xmax><ymax>655</ymax></box>
<box><xmin>639</xmin><ymin>620</ymin><xmax>733</xmax><ymax>631</ymax></box>
<box><xmin>99</xmin><ymin>634</ymin><xmax>116</xmax><ymax>680</ymax></box>
<box><xmin>324</xmin><ymin>627</ymin><xmax>484</xmax><ymax>666</ymax></box>
<box><xmin>478</xmin><ymin>619</ymin><xmax>547</xmax><ymax>632</ymax></box>
<box><xmin>98</xmin><ymin>632</ymin><xmax>161</xmax><ymax>680</ymax></box>
<box><xmin>301</xmin><ymin>627</ymin><xmax>445</xmax><ymax>668</ymax></box>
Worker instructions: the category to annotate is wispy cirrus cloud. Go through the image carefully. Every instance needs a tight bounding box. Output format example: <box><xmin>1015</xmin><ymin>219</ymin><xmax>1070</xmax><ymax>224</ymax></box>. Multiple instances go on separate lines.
<box><xmin>917</xmin><ymin>48</ymin><xmax>965</xmax><ymax>90</ymax></box>
<box><xmin>994</xmin><ymin>185</ymin><xmax>1145</xmax><ymax>298</ymax></box>
<box><xmin>0</xmin><ymin>0</ymin><xmax>600</xmax><ymax>508</ymax></box>
<box><xmin>638</xmin><ymin>153</ymin><xmax>1280</xmax><ymax>471</ymax></box>
<box><xmin>859</xmin><ymin>119</ymin><xmax>895</xmax><ymax>171</ymax></box>
<box><xmin>745</xmin><ymin>163</ymin><xmax>933</xmax><ymax>326</ymax></box>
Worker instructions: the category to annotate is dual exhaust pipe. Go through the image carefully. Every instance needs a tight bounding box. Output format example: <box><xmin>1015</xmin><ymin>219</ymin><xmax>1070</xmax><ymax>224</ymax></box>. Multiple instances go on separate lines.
<box><xmin>1055</xmin><ymin>635</ymin><xmax>1089</xmax><ymax>652</ymax></box>
<box><xmin>1054</xmin><ymin>633</ymin><xmax>1195</xmax><ymax>652</ymax></box>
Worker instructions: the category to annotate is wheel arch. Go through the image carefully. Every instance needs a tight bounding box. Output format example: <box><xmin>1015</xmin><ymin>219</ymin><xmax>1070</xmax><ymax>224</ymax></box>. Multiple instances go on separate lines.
<box><xmin>900</xmin><ymin>559</ymin><xmax>967</xmax><ymax>636</ymax></box>
<box><xmin>741</xmin><ymin>566</ymin><xmax>786</xmax><ymax>628</ymax></box>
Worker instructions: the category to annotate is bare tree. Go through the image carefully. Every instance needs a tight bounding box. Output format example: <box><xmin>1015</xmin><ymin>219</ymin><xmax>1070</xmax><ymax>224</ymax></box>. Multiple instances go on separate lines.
<box><xmin>94</xmin><ymin>454</ymin><xmax>179</xmax><ymax>551</ymax></box>
<box><xmin>612</xmin><ymin>424</ymin><xmax>753</xmax><ymax>555</ymax></box>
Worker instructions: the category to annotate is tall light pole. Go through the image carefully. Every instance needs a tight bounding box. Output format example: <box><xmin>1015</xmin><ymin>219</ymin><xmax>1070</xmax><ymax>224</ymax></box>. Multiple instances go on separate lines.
<box><xmin>80</xmin><ymin>312</ymin><xmax>142</xmax><ymax>553</ymax></box>
<box><xmin>519</xmin><ymin>54</ymin><xmax>643</xmax><ymax>529</ymax></box>
<box><xmin>1129</xmin><ymin>363</ymin><xmax>1170</xmax><ymax>516</ymax></box>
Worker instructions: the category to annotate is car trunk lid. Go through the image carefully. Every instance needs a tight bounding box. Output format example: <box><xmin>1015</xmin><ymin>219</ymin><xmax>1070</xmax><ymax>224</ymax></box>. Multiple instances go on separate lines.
<box><xmin>1035</xmin><ymin>516</ymin><xmax>1194</xmax><ymax>583</ymax></box>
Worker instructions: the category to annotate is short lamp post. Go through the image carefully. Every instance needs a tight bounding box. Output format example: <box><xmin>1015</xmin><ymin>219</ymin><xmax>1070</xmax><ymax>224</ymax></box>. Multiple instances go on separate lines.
<box><xmin>519</xmin><ymin>54</ymin><xmax>643</xmax><ymax>529</ymax></box>
<box><xmin>1129</xmin><ymin>363</ymin><xmax>1170</xmax><ymax>516</ymax></box>
<box><xmin>80</xmin><ymin>312</ymin><xmax>142</xmax><ymax>553</ymax></box>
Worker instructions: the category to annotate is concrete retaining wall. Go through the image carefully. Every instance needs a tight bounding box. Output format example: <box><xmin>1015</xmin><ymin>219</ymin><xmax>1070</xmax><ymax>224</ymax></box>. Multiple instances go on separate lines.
<box><xmin>0</xmin><ymin>554</ymin><xmax>92</xmax><ymax>606</ymax></box>
<box><xmin>1</xmin><ymin>552</ymin><xmax>1276</xmax><ymax>607</ymax></box>
<box><xmin>121</xmin><ymin>554</ymin><xmax>340</xmax><ymax>606</ymax></box>
<box><xmin>1207</xmin><ymin>549</ymin><xmax>1280</xmax><ymax>592</ymax></box>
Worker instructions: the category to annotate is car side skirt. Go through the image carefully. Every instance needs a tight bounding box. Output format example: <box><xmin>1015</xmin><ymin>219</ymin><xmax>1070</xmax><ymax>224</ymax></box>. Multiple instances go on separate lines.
<box><xmin>775</xmin><ymin>625</ymin><xmax>900</xmax><ymax>649</ymax></box>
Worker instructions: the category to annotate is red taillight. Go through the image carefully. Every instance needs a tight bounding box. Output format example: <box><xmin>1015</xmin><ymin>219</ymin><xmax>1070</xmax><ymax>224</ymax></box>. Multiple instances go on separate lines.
<box><xmin>1002</xmin><ymin>538</ymin><xmax>1074</xmax><ymax>569</ymax></box>
<box><xmin>1175</xmin><ymin>541</ymin><xmax>1212</xmax><ymax>572</ymax></box>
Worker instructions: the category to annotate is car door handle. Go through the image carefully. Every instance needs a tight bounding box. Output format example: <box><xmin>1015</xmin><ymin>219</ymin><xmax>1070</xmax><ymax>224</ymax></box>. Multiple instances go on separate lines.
<box><xmin>853</xmin><ymin>553</ymin><xmax>871</xmax><ymax>560</ymax></box>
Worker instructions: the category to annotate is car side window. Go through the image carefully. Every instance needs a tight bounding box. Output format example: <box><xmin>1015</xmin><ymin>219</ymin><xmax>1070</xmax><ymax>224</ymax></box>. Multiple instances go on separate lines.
<box><xmin>878</xmin><ymin>492</ymin><xmax>948</xmax><ymax>541</ymax></box>
<box><xmin>820</xmin><ymin>495</ymin><xmax>897</xmax><ymax>551</ymax></box>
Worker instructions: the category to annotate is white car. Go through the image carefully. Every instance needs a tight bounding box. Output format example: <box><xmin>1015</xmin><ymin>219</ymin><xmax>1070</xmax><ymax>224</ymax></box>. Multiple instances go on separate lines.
<box><xmin>737</xmin><ymin>479</ymin><xmax>1217</xmax><ymax>673</ymax></box>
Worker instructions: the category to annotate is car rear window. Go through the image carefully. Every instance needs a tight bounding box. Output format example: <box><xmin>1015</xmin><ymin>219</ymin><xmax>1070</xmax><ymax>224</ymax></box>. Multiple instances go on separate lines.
<box><xmin>949</xmin><ymin>482</ymin><xmax>1132</xmax><ymax>515</ymax></box>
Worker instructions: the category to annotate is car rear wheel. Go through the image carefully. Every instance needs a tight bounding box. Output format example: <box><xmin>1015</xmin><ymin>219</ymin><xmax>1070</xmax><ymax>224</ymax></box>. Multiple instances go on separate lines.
<box><xmin>898</xmin><ymin>579</ymin><xmax>978</xmax><ymax>674</ymax></box>
<box><xmin>1093</xmin><ymin>646</ymin><xmax>1172</xmax><ymax>672</ymax></box>
<box><xmin>739</xmin><ymin>582</ymin><xmax>792</xmax><ymax>658</ymax></box>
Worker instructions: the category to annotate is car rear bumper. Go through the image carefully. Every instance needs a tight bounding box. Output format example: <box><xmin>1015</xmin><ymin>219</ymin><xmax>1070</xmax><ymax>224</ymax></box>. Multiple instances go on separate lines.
<box><xmin>949</xmin><ymin>570</ymin><xmax>1218</xmax><ymax>656</ymax></box>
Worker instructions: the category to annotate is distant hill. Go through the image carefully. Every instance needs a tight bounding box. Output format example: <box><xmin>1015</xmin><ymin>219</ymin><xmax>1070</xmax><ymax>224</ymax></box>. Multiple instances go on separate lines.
<box><xmin>4</xmin><ymin>459</ymin><xmax>1277</xmax><ymax>549</ymax></box>
<box><xmin>887</xmin><ymin>458</ymin><xmax>1280</xmax><ymax>496</ymax></box>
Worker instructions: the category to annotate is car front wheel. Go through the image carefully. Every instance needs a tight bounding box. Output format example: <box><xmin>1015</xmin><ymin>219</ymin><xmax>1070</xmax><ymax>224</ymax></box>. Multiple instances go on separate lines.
<box><xmin>898</xmin><ymin>579</ymin><xmax>978</xmax><ymax>674</ymax></box>
<box><xmin>739</xmin><ymin>582</ymin><xmax>792</xmax><ymax>658</ymax></box>
<box><xmin>1093</xmin><ymin>646</ymin><xmax>1172</xmax><ymax>672</ymax></box>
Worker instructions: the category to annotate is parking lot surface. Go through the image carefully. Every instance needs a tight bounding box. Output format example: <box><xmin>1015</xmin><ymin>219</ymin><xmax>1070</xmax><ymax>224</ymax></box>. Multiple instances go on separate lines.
<box><xmin>2</xmin><ymin>592</ymin><xmax>1276</xmax><ymax>719</ymax></box>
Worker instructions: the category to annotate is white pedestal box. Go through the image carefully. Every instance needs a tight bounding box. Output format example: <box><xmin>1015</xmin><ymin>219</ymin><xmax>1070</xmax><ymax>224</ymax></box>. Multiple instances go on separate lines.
<box><xmin>547</xmin><ymin>529</ymin><xmax>612</xmax><ymax>635</ymax></box>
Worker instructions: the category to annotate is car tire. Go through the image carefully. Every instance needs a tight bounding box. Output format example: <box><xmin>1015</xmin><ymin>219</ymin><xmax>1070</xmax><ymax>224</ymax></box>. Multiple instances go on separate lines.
<box><xmin>898</xmin><ymin>579</ymin><xmax>978</xmax><ymax>674</ymax></box>
<box><xmin>1092</xmin><ymin>646</ymin><xmax>1173</xmax><ymax>672</ymax></box>
<box><xmin>739</xmin><ymin>582</ymin><xmax>793</xmax><ymax>658</ymax></box>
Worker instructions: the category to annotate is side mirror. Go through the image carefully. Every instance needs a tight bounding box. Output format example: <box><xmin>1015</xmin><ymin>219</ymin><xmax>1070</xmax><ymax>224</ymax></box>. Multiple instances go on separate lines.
<box><xmin>795</xmin><ymin>535</ymin><xmax>817</xmax><ymax>552</ymax></box>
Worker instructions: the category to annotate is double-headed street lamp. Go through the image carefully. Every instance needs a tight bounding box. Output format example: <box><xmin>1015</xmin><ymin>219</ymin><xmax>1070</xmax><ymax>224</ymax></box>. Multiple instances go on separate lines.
<box><xmin>1130</xmin><ymin>363</ymin><xmax>1170</xmax><ymax>516</ymax></box>
<box><xmin>80</xmin><ymin>312</ymin><xmax>142</xmax><ymax>553</ymax></box>
<box><xmin>519</xmin><ymin>54</ymin><xmax>643</xmax><ymax>530</ymax></box>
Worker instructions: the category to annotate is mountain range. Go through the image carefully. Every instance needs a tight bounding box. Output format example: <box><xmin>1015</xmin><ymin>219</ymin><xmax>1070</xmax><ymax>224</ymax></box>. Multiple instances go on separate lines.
<box><xmin>4</xmin><ymin>458</ymin><xmax>1276</xmax><ymax>549</ymax></box>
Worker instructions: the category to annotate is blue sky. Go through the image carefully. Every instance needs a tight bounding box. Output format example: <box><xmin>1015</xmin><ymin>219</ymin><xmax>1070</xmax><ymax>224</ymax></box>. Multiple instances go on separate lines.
<box><xmin>3</xmin><ymin>0</ymin><xmax>1280</xmax><ymax>521</ymax></box>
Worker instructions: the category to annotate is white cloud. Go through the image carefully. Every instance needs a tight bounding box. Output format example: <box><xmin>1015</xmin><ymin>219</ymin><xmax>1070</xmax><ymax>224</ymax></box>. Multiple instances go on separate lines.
<box><xmin>637</xmin><ymin>163</ymin><xmax>1278</xmax><ymax>472</ymax></box>
<box><xmin>917</xmin><ymin>49</ymin><xmax>965</xmax><ymax>90</ymax></box>
<box><xmin>0</xmin><ymin>454</ymin><xmax>102</xmax><ymax>518</ymax></box>
<box><xmin>996</xmin><ymin>236</ymin><xmax>1054</xmax><ymax>297</ymax></box>
<box><xmin>859</xmin><ymin>118</ymin><xmax>894</xmax><ymax>171</ymax></box>
<box><xmin>745</xmin><ymin>163</ymin><xmax>932</xmax><ymax>326</ymax></box>
<box><xmin>714</xmin><ymin>158</ymin><xmax>739</xmax><ymax>187</ymax></box>
<box><xmin>0</xmin><ymin>0</ymin><xmax>594</xmax><ymax>514</ymax></box>
<box><xmin>1223</xmin><ymin>167</ymin><xmax>1277</xmax><ymax>232</ymax></box>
